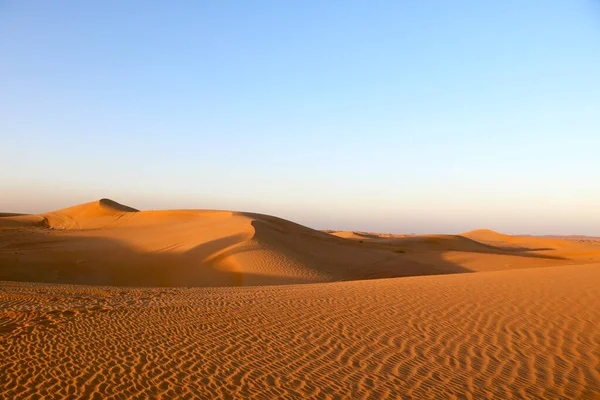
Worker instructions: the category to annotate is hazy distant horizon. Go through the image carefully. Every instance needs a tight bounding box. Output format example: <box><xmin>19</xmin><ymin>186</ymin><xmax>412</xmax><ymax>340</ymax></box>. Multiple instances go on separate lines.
<box><xmin>2</xmin><ymin>1</ymin><xmax>599</xmax><ymax>236</ymax></box>
<box><xmin>2</xmin><ymin>193</ymin><xmax>599</xmax><ymax>237</ymax></box>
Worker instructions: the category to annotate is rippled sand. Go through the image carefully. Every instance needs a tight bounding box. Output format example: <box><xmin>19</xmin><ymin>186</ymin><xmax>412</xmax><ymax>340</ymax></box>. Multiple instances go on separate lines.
<box><xmin>1</xmin><ymin>264</ymin><xmax>599</xmax><ymax>399</ymax></box>
<box><xmin>2</xmin><ymin>200</ymin><xmax>599</xmax><ymax>398</ymax></box>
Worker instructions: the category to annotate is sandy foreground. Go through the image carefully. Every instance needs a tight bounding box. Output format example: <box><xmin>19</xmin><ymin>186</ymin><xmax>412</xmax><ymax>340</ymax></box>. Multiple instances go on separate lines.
<box><xmin>1</xmin><ymin>200</ymin><xmax>599</xmax><ymax>399</ymax></box>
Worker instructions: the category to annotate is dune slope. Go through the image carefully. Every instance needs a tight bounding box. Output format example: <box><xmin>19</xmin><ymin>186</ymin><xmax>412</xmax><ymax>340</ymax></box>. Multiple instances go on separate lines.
<box><xmin>0</xmin><ymin>199</ymin><xmax>456</xmax><ymax>286</ymax></box>
<box><xmin>2</xmin><ymin>200</ymin><xmax>600</xmax><ymax>287</ymax></box>
<box><xmin>1</xmin><ymin>264</ymin><xmax>598</xmax><ymax>399</ymax></box>
<box><xmin>328</xmin><ymin>229</ymin><xmax>600</xmax><ymax>274</ymax></box>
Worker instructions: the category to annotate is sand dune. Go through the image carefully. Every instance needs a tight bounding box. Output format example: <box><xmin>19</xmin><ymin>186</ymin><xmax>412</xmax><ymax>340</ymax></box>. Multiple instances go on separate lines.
<box><xmin>2</xmin><ymin>199</ymin><xmax>600</xmax><ymax>287</ymax></box>
<box><xmin>328</xmin><ymin>229</ymin><xmax>600</xmax><ymax>273</ymax></box>
<box><xmin>1</xmin><ymin>264</ymin><xmax>598</xmax><ymax>399</ymax></box>
<box><xmin>460</xmin><ymin>228</ymin><xmax>516</xmax><ymax>242</ymax></box>
<box><xmin>1</xmin><ymin>199</ymin><xmax>600</xmax><ymax>398</ymax></box>
<box><xmin>0</xmin><ymin>199</ymin><xmax>449</xmax><ymax>286</ymax></box>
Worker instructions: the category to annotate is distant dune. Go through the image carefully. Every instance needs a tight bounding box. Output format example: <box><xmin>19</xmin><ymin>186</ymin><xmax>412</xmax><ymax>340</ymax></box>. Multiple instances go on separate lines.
<box><xmin>326</xmin><ymin>228</ymin><xmax>600</xmax><ymax>275</ymax></box>
<box><xmin>460</xmin><ymin>228</ymin><xmax>515</xmax><ymax>242</ymax></box>
<box><xmin>2</xmin><ymin>199</ymin><xmax>600</xmax><ymax>287</ymax></box>
<box><xmin>2</xmin><ymin>199</ymin><xmax>600</xmax><ymax>398</ymax></box>
<box><xmin>0</xmin><ymin>199</ymin><xmax>449</xmax><ymax>286</ymax></box>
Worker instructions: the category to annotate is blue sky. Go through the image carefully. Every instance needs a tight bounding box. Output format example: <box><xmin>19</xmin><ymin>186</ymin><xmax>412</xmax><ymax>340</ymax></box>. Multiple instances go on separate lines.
<box><xmin>1</xmin><ymin>1</ymin><xmax>599</xmax><ymax>234</ymax></box>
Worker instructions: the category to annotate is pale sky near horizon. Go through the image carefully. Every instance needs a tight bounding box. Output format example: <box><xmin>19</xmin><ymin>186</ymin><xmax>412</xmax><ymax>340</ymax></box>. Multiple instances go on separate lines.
<box><xmin>1</xmin><ymin>1</ymin><xmax>599</xmax><ymax>235</ymax></box>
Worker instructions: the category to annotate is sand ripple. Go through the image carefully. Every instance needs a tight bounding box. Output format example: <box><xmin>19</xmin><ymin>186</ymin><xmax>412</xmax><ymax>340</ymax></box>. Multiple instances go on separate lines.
<box><xmin>1</xmin><ymin>264</ymin><xmax>598</xmax><ymax>399</ymax></box>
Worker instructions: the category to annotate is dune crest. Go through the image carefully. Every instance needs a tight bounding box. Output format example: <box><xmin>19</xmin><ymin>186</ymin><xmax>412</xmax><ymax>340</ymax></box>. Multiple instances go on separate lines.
<box><xmin>1</xmin><ymin>200</ymin><xmax>600</xmax><ymax>398</ymax></box>
<box><xmin>40</xmin><ymin>198</ymin><xmax>139</xmax><ymax>230</ymax></box>
<box><xmin>1</xmin><ymin>200</ymin><xmax>417</xmax><ymax>286</ymax></box>
<box><xmin>460</xmin><ymin>228</ymin><xmax>513</xmax><ymax>242</ymax></box>
<box><xmin>1</xmin><ymin>200</ymin><xmax>600</xmax><ymax>287</ymax></box>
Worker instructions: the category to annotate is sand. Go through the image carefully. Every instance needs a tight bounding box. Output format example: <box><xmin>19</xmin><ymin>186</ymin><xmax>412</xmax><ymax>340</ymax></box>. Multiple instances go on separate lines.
<box><xmin>1</xmin><ymin>199</ymin><xmax>599</xmax><ymax>399</ymax></box>
<box><xmin>2</xmin><ymin>199</ymin><xmax>600</xmax><ymax>287</ymax></box>
<box><xmin>1</xmin><ymin>264</ymin><xmax>598</xmax><ymax>399</ymax></box>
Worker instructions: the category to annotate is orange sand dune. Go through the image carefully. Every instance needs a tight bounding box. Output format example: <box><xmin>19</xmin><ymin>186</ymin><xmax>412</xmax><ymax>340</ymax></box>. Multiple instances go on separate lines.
<box><xmin>2</xmin><ymin>199</ymin><xmax>600</xmax><ymax>287</ymax></box>
<box><xmin>1</xmin><ymin>264</ymin><xmax>598</xmax><ymax>399</ymax></box>
<box><xmin>329</xmin><ymin>229</ymin><xmax>600</xmax><ymax>273</ymax></box>
<box><xmin>460</xmin><ymin>228</ymin><xmax>516</xmax><ymax>242</ymax></box>
<box><xmin>2</xmin><ymin>199</ymin><xmax>600</xmax><ymax>398</ymax></box>
<box><xmin>460</xmin><ymin>228</ymin><xmax>598</xmax><ymax>251</ymax></box>
<box><xmin>0</xmin><ymin>199</ymin><xmax>452</xmax><ymax>286</ymax></box>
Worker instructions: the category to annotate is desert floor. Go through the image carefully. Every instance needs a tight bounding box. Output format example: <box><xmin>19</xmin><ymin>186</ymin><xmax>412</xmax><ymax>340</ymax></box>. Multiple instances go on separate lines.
<box><xmin>1</xmin><ymin>200</ymin><xmax>599</xmax><ymax>399</ymax></box>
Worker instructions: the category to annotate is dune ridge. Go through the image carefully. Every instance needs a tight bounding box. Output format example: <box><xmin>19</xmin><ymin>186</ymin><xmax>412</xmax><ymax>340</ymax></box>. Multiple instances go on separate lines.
<box><xmin>1</xmin><ymin>199</ymin><xmax>600</xmax><ymax>398</ymax></box>
<box><xmin>460</xmin><ymin>228</ymin><xmax>514</xmax><ymax>242</ymax></box>
<box><xmin>2</xmin><ymin>199</ymin><xmax>600</xmax><ymax>287</ymax></box>
<box><xmin>40</xmin><ymin>198</ymin><xmax>139</xmax><ymax>230</ymax></box>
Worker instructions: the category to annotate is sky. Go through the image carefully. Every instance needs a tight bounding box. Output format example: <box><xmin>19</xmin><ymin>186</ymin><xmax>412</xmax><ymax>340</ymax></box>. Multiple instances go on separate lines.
<box><xmin>1</xmin><ymin>1</ymin><xmax>599</xmax><ymax>235</ymax></box>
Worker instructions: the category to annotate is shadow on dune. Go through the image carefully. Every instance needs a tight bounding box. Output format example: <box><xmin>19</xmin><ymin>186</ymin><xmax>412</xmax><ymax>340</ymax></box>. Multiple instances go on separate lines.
<box><xmin>249</xmin><ymin>219</ymin><xmax>476</xmax><ymax>280</ymax></box>
<box><xmin>358</xmin><ymin>234</ymin><xmax>566</xmax><ymax>261</ymax></box>
<box><xmin>1</xmin><ymin>231</ymin><xmax>219</xmax><ymax>287</ymax></box>
<box><xmin>457</xmin><ymin>236</ymin><xmax>556</xmax><ymax>253</ymax></box>
<box><xmin>0</xmin><ymin>199</ymin><xmax>577</xmax><ymax>288</ymax></box>
<box><xmin>0</xmin><ymin>228</ymin><xmax>475</xmax><ymax>287</ymax></box>
<box><xmin>0</xmin><ymin>221</ymin><xmax>570</xmax><ymax>288</ymax></box>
